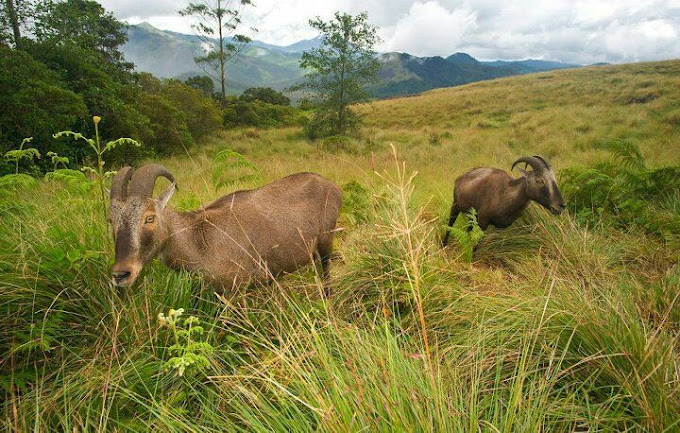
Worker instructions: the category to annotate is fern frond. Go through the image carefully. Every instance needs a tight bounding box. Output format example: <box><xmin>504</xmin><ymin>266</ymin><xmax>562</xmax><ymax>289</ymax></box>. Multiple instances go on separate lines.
<box><xmin>445</xmin><ymin>209</ymin><xmax>484</xmax><ymax>263</ymax></box>
<box><xmin>104</xmin><ymin>138</ymin><xmax>141</xmax><ymax>152</ymax></box>
<box><xmin>53</xmin><ymin>131</ymin><xmax>96</xmax><ymax>152</ymax></box>
<box><xmin>212</xmin><ymin>148</ymin><xmax>261</xmax><ymax>191</ymax></box>
<box><xmin>606</xmin><ymin>138</ymin><xmax>645</xmax><ymax>170</ymax></box>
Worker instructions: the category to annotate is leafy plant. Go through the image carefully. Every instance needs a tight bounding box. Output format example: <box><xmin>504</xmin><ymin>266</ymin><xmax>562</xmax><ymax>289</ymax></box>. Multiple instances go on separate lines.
<box><xmin>240</xmin><ymin>87</ymin><xmax>290</xmax><ymax>106</ymax></box>
<box><xmin>53</xmin><ymin>116</ymin><xmax>140</xmax><ymax>216</ymax></box>
<box><xmin>42</xmin><ymin>150</ymin><xmax>92</xmax><ymax>191</ymax></box>
<box><xmin>562</xmin><ymin>138</ymin><xmax>680</xmax><ymax>239</ymax></box>
<box><xmin>608</xmin><ymin>137</ymin><xmax>645</xmax><ymax>170</ymax></box>
<box><xmin>44</xmin><ymin>169</ymin><xmax>91</xmax><ymax>193</ymax></box>
<box><xmin>444</xmin><ymin>208</ymin><xmax>484</xmax><ymax>262</ymax></box>
<box><xmin>46</xmin><ymin>151</ymin><xmax>69</xmax><ymax>170</ymax></box>
<box><xmin>211</xmin><ymin>148</ymin><xmax>260</xmax><ymax>190</ymax></box>
<box><xmin>4</xmin><ymin>137</ymin><xmax>40</xmax><ymax>174</ymax></box>
<box><xmin>158</xmin><ymin>308</ymin><xmax>214</xmax><ymax>378</ymax></box>
<box><xmin>0</xmin><ymin>174</ymin><xmax>37</xmax><ymax>194</ymax></box>
<box><xmin>0</xmin><ymin>138</ymin><xmax>41</xmax><ymax>195</ymax></box>
<box><xmin>340</xmin><ymin>180</ymin><xmax>370</xmax><ymax>225</ymax></box>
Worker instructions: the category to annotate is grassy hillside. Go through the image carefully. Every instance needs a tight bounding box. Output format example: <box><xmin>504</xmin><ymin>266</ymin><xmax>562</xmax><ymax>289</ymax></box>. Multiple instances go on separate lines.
<box><xmin>2</xmin><ymin>61</ymin><xmax>679</xmax><ymax>431</ymax></box>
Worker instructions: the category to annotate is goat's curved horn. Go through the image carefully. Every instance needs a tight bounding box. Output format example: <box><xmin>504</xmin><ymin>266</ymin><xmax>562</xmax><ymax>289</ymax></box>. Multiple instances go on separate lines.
<box><xmin>532</xmin><ymin>155</ymin><xmax>552</xmax><ymax>170</ymax></box>
<box><xmin>128</xmin><ymin>164</ymin><xmax>176</xmax><ymax>198</ymax></box>
<box><xmin>511</xmin><ymin>156</ymin><xmax>546</xmax><ymax>174</ymax></box>
<box><xmin>110</xmin><ymin>166</ymin><xmax>134</xmax><ymax>200</ymax></box>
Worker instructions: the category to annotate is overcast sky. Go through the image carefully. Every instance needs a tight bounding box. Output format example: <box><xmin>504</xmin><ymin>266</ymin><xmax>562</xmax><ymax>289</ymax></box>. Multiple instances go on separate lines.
<box><xmin>99</xmin><ymin>0</ymin><xmax>680</xmax><ymax>64</ymax></box>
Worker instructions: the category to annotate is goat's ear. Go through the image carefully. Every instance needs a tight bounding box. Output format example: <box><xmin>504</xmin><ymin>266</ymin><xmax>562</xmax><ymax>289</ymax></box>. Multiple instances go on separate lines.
<box><xmin>156</xmin><ymin>182</ymin><xmax>176</xmax><ymax>209</ymax></box>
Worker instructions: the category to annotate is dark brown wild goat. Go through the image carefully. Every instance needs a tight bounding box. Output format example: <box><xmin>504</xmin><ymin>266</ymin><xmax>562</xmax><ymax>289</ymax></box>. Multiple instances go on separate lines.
<box><xmin>108</xmin><ymin>164</ymin><xmax>342</xmax><ymax>292</ymax></box>
<box><xmin>442</xmin><ymin>155</ymin><xmax>566</xmax><ymax>246</ymax></box>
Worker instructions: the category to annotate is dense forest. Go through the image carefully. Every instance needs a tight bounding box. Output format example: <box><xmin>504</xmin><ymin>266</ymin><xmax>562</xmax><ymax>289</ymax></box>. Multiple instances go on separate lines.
<box><xmin>0</xmin><ymin>0</ymin><xmax>301</xmax><ymax>175</ymax></box>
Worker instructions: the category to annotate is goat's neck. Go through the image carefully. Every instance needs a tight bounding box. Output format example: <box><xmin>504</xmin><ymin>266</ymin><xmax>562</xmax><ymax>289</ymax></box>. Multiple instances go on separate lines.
<box><xmin>507</xmin><ymin>177</ymin><xmax>531</xmax><ymax>216</ymax></box>
<box><xmin>157</xmin><ymin>207</ymin><xmax>203</xmax><ymax>268</ymax></box>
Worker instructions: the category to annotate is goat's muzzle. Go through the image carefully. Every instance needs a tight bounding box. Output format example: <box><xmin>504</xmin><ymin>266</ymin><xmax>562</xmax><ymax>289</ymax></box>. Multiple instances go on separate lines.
<box><xmin>111</xmin><ymin>263</ymin><xmax>140</xmax><ymax>287</ymax></box>
<box><xmin>550</xmin><ymin>202</ymin><xmax>567</xmax><ymax>215</ymax></box>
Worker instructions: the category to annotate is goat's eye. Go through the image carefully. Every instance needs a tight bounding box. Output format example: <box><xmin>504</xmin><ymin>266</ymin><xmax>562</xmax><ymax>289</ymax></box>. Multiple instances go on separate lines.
<box><xmin>144</xmin><ymin>215</ymin><xmax>156</xmax><ymax>224</ymax></box>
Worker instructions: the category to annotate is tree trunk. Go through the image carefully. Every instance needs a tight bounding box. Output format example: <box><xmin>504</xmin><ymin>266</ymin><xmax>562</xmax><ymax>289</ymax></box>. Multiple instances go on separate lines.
<box><xmin>337</xmin><ymin>25</ymin><xmax>350</xmax><ymax>135</ymax></box>
<box><xmin>217</xmin><ymin>0</ymin><xmax>226</xmax><ymax>98</ymax></box>
<box><xmin>5</xmin><ymin>0</ymin><xmax>22</xmax><ymax>49</ymax></box>
<box><xmin>338</xmin><ymin>64</ymin><xmax>345</xmax><ymax>135</ymax></box>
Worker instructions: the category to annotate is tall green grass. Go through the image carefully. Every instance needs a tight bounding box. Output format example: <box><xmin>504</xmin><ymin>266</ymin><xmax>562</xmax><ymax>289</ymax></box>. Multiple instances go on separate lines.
<box><xmin>2</xmin><ymin>147</ymin><xmax>679</xmax><ymax>431</ymax></box>
<box><xmin>2</xmin><ymin>60</ymin><xmax>680</xmax><ymax>431</ymax></box>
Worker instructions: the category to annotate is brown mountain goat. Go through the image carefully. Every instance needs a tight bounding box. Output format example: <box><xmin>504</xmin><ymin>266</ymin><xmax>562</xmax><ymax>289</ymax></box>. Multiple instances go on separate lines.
<box><xmin>108</xmin><ymin>164</ymin><xmax>342</xmax><ymax>292</ymax></box>
<box><xmin>442</xmin><ymin>155</ymin><xmax>566</xmax><ymax>246</ymax></box>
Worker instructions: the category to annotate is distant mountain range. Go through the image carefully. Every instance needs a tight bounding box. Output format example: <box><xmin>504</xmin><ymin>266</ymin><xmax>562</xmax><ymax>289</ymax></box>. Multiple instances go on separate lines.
<box><xmin>123</xmin><ymin>23</ymin><xmax>307</xmax><ymax>93</ymax></box>
<box><xmin>122</xmin><ymin>23</ymin><xmax>582</xmax><ymax>99</ymax></box>
<box><xmin>371</xmin><ymin>52</ymin><xmax>580</xmax><ymax>98</ymax></box>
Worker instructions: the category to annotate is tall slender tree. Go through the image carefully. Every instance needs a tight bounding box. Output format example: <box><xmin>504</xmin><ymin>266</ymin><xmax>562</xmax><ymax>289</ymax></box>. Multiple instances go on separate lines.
<box><xmin>295</xmin><ymin>12</ymin><xmax>380</xmax><ymax>138</ymax></box>
<box><xmin>179</xmin><ymin>0</ymin><xmax>255</xmax><ymax>98</ymax></box>
<box><xmin>3</xmin><ymin>0</ymin><xmax>21</xmax><ymax>48</ymax></box>
<box><xmin>1</xmin><ymin>0</ymin><xmax>36</xmax><ymax>49</ymax></box>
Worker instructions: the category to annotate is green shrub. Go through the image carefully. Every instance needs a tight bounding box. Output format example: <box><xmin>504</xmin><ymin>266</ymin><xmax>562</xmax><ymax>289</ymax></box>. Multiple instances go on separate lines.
<box><xmin>162</xmin><ymin>79</ymin><xmax>222</xmax><ymax>139</ymax></box>
<box><xmin>184</xmin><ymin>75</ymin><xmax>214</xmax><ymax>96</ymax></box>
<box><xmin>158</xmin><ymin>308</ymin><xmax>214</xmax><ymax>378</ymax></box>
<box><xmin>211</xmin><ymin>148</ymin><xmax>260</xmax><ymax>191</ymax></box>
<box><xmin>27</xmin><ymin>42</ymin><xmax>149</xmax><ymax>160</ymax></box>
<box><xmin>136</xmin><ymin>92</ymin><xmax>193</xmax><ymax>154</ymax></box>
<box><xmin>443</xmin><ymin>208</ymin><xmax>484</xmax><ymax>262</ymax></box>
<box><xmin>562</xmin><ymin>138</ymin><xmax>680</xmax><ymax>239</ymax></box>
<box><xmin>319</xmin><ymin>135</ymin><xmax>361</xmax><ymax>154</ymax></box>
<box><xmin>340</xmin><ymin>180</ymin><xmax>370</xmax><ymax>225</ymax></box>
<box><xmin>54</xmin><ymin>116</ymin><xmax>140</xmax><ymax>206</ymax></box>
<box><xmin>239</xmin><ymin>87</ymin><xmax>290</xmax><ymax>106</ymax></box>
<box><xmin>222</xmin><ymin>99</ymin><xmax>305</xmax><ymax>128</ymax></box>
<box><xmin>3</xmin><ymin>138</ymin><xmax>40</xmax><ymax>174</ymax></box>
<box><xmin>304</xmin><ymin>107</ymin><xmax>361</xmax><ymax>139</ymax></box>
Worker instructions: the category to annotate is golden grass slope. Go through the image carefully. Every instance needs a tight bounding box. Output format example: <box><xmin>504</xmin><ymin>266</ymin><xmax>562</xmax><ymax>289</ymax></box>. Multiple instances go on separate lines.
<box><xmin>171</xmin><ymin>60</ymin><xmax>679</xmax><ymax>216</ymax></box>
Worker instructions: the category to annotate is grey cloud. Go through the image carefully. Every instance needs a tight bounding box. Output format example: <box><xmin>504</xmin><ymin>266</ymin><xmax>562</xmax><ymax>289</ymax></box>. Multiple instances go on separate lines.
<box><xmin>100</xmin><ymin>0</ymin><xmax>188</xmax><ymax>19</ymax></box>
<box><xmin>100</xmin><ymin>0</ymin><xmax>680</xmax><ymax>64</ymax></box>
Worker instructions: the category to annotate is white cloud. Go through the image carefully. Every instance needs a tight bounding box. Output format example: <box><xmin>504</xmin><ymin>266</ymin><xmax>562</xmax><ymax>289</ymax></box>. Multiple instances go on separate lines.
<box><xmin>604</xmin><ymin>18</ymin><xmax>679</xmax><ymax>62</ymax></box>
<box><xmin>99</xmin><ymin>0</ymin><xmax>680</xmax><ymax>64</ymax></box>
<box><xmin>574</xmin><ymin>1</ymin><xmax>619</xmax><ymax>25</ymax></box>
<box><xmin>379</xmin><ymin>2</ymin><xmax>478</xmax><ymax>56</ymax></box>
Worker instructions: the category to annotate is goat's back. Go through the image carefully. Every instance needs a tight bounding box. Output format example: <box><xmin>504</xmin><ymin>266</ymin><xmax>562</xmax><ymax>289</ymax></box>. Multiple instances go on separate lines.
<box><xmin>175</xmin><ymin>172</ymin><xmax>341</xmax><ymax>286</ymax></box>
<box><xmin>454</xmin><ymin>167</ymin><xmax>512</xmax><ymax>210</ymax></box>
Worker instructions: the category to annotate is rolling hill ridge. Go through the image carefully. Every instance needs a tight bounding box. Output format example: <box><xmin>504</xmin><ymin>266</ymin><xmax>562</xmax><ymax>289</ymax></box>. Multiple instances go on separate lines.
<box><xmin>123</xmin><ymin>23</ymin><xmax>581</xmax><ymax>98</ymax></box>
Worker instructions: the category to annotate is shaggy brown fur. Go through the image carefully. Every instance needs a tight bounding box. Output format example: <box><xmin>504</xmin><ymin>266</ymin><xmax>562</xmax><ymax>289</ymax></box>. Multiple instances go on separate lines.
<box><xmin>442</xmin><ymin>155</ymin><xmax>566</xmax><ymax>245</ymax></box>
<box><xmin>109</xmin><ymin>164</ymin><xmax>342</xmax><ymax>292</ymax></box>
